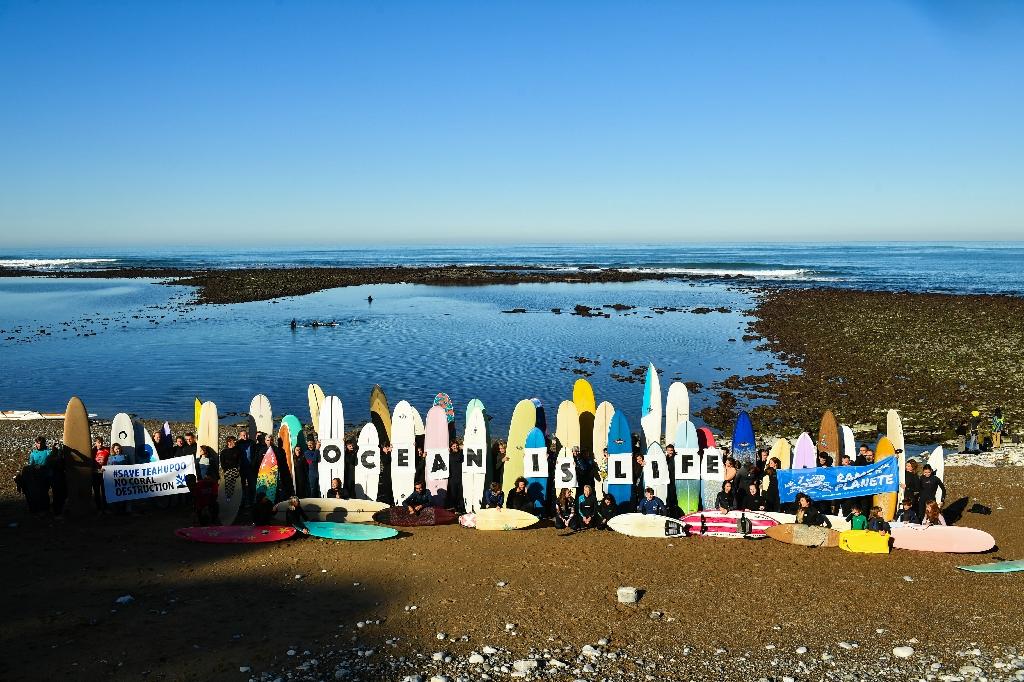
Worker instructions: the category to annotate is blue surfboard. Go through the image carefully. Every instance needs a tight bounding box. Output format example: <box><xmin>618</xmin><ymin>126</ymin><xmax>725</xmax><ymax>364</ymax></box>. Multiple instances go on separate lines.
<box><xmin>304</xmin><ymin>521</ymin><xmax>398</xmax><ymax>541</ymax></box>
<box><xmin>524</xmin><ymin>427</ymin><xmax>548</xmax><ymax>513</ymax></box>
<box><xmin>606</xmin><ymin>411</ymin><xmax>634</xmax><ymax>512</ymax></box>
<box><xmin>732</xmin><ymin>411</ymin><xmax>756</xmax><ymax>467</ymax></box>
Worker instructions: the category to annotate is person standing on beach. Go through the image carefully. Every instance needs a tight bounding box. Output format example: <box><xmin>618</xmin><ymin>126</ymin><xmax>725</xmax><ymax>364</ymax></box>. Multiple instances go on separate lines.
<box><xmin>305</xmin><ymin>438</ymin><xmax>322</xmax><ymax>499</ymax></box>
<box><xmin>344</xmin><ymin>440</ymin><xmax>358</xmax><ymax>497</ymax></box>
<box><xmin>763</xmin><ymin>457</ymin><xmax>781</xmax><ymax>512</ymax></box>
<box><xmin>918</xmin><ymin>464</ymin><xmax>946</xmax><ymax>517</ymax></box>
<box><xmin>967</xmin><ymin>411</ymin><xmax>981</xmax><ymax>452</ymax></box>
<box><xmin>992</xmin><ymin>408</ymin><xmax>1005</xmax><ymax>449</ymax></box>
<box><xmin>901</xmin><ymin>460</ymin><xmax>921</xmax><ymax>512</ymax></box>
<box><xmin>152</xmin><ymin>428</ymin><xmax>172</xmax><ymax>460</ymax></box>
<box><xmin>237</xmin><ymin>429</ymin><xmax>256</xmax><ymax>506</ymax></box>
<box><xmin>292</xmin><ymin>444</ymin><xmax>309</xmax><ymax>498</ymax></box>
<box><xmin>23</xmin><ymin>436</ymin><xmax>53</xmax><ymax>515</ymax></box>
<box><xmin>91</xmin><ymin>436</ymin><xmax>109</xmax><ymax>513</ymax></box>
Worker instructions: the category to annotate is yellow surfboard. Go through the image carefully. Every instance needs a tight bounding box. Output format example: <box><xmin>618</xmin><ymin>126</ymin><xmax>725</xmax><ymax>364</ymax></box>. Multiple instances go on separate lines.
<box><xmin>194</xmin><ymin>396</ymin><xmax>202</xmax><ymax>430</ymax></box>
<box><xmin>307</xmin><ymin>383</ymin><xmax>325</xmax><ymax>432</ymax></box>
<box><xmin>369</xmin><ymin>385</ymin><xmax>392</xmax><ymax>445</ymax></box>
<box><xmin>769</xmin><ymin>437</ymin><xmax>792</xmax><ymax>470</ymax></box>
<box><xmin>839</xmin><ymin>529</ymin><xmax>891</xmax><ymax>554</ymax></box>
<box><xmin>872</xmin><ymin>437</ymin><xmax>898</xmax><ymax>520</ymax></box>
<box><xmin>502</xmin><ymin>400</ymin><xmax>537</xmax><ymax>494</ymax></box>
<box><xmin>572</xmin><ymin>379</ymin><xmax>596</xmax><ymax>416</ymax></box>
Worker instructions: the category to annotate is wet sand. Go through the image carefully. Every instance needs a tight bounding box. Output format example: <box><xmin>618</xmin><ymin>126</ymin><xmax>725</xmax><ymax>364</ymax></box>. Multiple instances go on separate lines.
<box><xmin>1</xmin><ymin>419</ymin><xmax>1022</xmax><ymax>681</ymax></box>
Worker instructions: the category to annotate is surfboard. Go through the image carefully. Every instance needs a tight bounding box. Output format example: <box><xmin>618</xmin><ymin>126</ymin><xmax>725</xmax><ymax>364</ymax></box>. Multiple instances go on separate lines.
<box><xmin>792</xmin><ymin>433</ymin><xmax>816</xmax><ymax>469</ymax></box>
<box><xmin>887</xmin><ymin>409</ymin><xmax>906</xmax><ymax>495</ymax></box>
<box><xmin>554</xmin><ymin>446</ymin><xmax>578</xmax><ymax>495</ymax></box>
<box><xmin>641</xmin><ymin>363</ymin><xmax>662</xmax><ymax>448</ymax></box>
<box><xmin>424</xmin><ymin>405</ymin><xmax>450</xmax><ymax>506</ymax></box>
<box><xmin>277</xmin><ymin>419</ymin><xmax>294</xmax><ymax>491</ymax></box>
<box><xmin>369</xmin><ymin>385</ymin><xmax>392</xmax><ymax>445</ymax></box>
<box><xmin>62</xmin><ymin>396</ymin><xmax>94</xmax><ymax>516</ymax></box>
<box><xmin>927</xmin><ymin>445</ymin><xmax>945</xmax><ymax>505</ymax></box>
<box><xmin>372</xmin><ymin>505</ymin><xmax>458</xmax><ymax>527</ymax></box>
<box><xmin>410</xmin><ymin>405</ymin><xmax>424</xmax><ymax>436</ymax></box>
<box><xmin>218</xmin><ymin>451</ymin><xmax>244</xmax><ymax>525</ymax></box>
<box><xmin>531</xmin><ymin>397</ymin><xmax>547</xmax><ymax>434</ymax></box>
<box><xmin>643</xmin><ymin>443</ymin><xmax>671</xmax><ymax>502</ymax></box>
<box><xmin>840</xmin><ymin>424</ymin><xmax>856</xmax><ymax>463</ymax></box>
<box><xmin>769</xmin><ymin>438</ymin><xmax>792</xmax><ymax>471</ymax></box>
<box><xmin>194</xmin><ymin>397</ymin><xmax>201</xmax><ymax>429</ymax></box>
<box><xmin>681</xmin><ymin>510</ymin><xmax>777</xmax><ymax>538</ymax></box>
<box><xmin>354</xmin><ymin>423</ymin><xmax>381</xmax><ymax>501</ymax></box>
<box><xmin>873</xmin><ymin>437</ymin><xmax>898</xmax><ymax>520</ymax></box>
<box><xmin>696</xmin><ymin>427</ymin><xmax>717</xmax><ymax>449</ymax></box>
<box><xmin>462</xmin><ymin>403</ymin><xmax>489</xmax><ymax>512</ymax></box>
<box><xmin>554</xmin><ymin>400</ymin><xmax>581</xmax><ymax>453</ymax></box>
<box><xmin>761</xmin><ymin>512</ymin><xmax>851</xmax><ymax>531</ymax></box>
<box><xmin>433</xmin><ymin>392</ymin><xmax>455</xmax><ymax>423</ymax></box>
<box><xmin>389</xmin><ymin>400</ymin><xmax>418</xmax><ymax>505</ymax></box>
<box><xmin>523</xmin><ymin>427</ymin><xmax>548</xmax><ymax>511</ymax></box>
<box><xmin>304</xmin><ymin>521</ymin><xmax>398</xmax><ymax>541</ymax></box>
<box><xmin>175</xmin><ymin>526</ymin><xmax>296</xmax><ymax>544</ymax></box>
<box><xmin>606</xmin><ymin>411</ymin><xmax>633</xmax><ymax>511</ymax></box>
<box><xmin>593</xmin><ymin>401</ymin><xmax>614</xmax><ymax>497</ymax></box>
<box><xmin>732</xmin><ymin>411</ymin><xmax>756</xmax><ymax>466</ymax></box>
<box><xmin>249</xmin><ymin>394</ymin><xmax>273</xmax><ymax>436</ymax></box>
<box><xmin>958</xmin><ymin>560</ymin><xmax>1024</xmax><ymax>574</ymax></box>
<box><xmin>255</xmin><ymin>448</ymin><xmax>279</xmax><ymax>502</ymax></box>
<box><xmin>110</xmin><ymin>412</ymin><xmax>137</xmax><ymax>463</ymax></box>
<box><xmin>573</xmin><ymin>380</ymin><xmax>596</xmax><ymax>457</ymax></box>
<box><xmin>817</xmin><ymin>410</ymin><xmax>840</xmax><ymax>465</ymax></box>
<box><xmin>889</xmin><ymin>522</ymin><xmax>994</xmax><ymax>553</ymax></box>
<box><xmin>608</xmin><ymin>513</ymin><xmax>691</xmax><ymax>538</ymax></box>
<box><xmin>839</xmin><ymin>530</ymin><xmax>891</xmax><ymax>554</ymax></box>
<box><xmin>307</xmin><ymin>383</ymin><xmax>325</xmax><ymax>432</ymax></box>
<box><xmin>664</xmin><ymin>382</ymin><xmax>689</xmax><ymax>451</ymax></box>
<box><xmin>273</xmin><ymin>498</ymin><xmax>388</xmax><ymax>523</ymax></box>
<box><xmin>198</xmin><ymin>400</ymin><xmax>219</xmax><ymax>468</ymax></box>
<box><xmin>502</xmin><ymin>400</ymin><xmax>537</xmax><ymax>494</ymax></box>
<box><xmin>700</xmin><ymin>447</ymin><xmax>725</xmax><ymax>511</ymax></box>
<box><xmin>765</xmin><ymin>523</ymin><xmax>841</xmax><ymax>548</ymax></box>
<box><xmin>136</xmin><ymin>420</ymin><xmax>158</xmax><ymax>462</ymax></box>
<box><xmin>460</xmin><ymin>507</ymin><xmax>539</xmax><ymax>531</ymax></box>
<box><xmin>672</xmin><ymin>420</ymin><xmax>701</xmax><ymax>514</ymax></box>
<box><xmin>317</xmin><ymin>396</ymin><xmax>345</xmax><ymax>497</ymax></box>
<box><xmin>282</xmin><ymin>414</ymin><xmax>305</xmax><ymax>449</ymax></box>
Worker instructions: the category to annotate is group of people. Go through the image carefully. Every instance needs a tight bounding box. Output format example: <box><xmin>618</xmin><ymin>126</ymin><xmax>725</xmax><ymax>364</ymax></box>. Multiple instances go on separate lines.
<box><xmin>957</xmin><ymin>407</ymin><xmax>1007</xmax><ymax>453</ymax></box>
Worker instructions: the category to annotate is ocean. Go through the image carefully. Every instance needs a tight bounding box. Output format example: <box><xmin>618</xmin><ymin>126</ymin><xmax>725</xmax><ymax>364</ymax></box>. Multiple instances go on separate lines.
<box><xmin>1</xmin><ymin>242</ymin><xmax>1020</xmax><ymax>429</ymax></box>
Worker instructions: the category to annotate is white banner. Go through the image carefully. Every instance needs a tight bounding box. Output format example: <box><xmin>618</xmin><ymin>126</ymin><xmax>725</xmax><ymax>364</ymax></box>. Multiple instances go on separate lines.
<box><xmin>103</xmin><ymin>455</ymin><xmax>195</xmax><ymax>502</ymax></box>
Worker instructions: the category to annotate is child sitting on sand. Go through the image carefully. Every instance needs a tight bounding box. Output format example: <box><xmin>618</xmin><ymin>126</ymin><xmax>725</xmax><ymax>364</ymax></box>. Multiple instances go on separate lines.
<box><xmin>867</xmin><ymin>505</ymin><xmax>891</xmax><ymax>534</ymax></box>
<box><xmin>482</xmin><ymin>482</ymin><xmax>504</xmax><ymax>509</ymax></box>
<box><xmin>284</xmin><ymin>496</ymin><xmax>310</xmax><ymax>535</ymax></box>
<box><xmin>894</xmin><ymin>498</ymin><xmax>920</xmax><ymax>524</ymax></box>
<box><xmin>553</xmin><ymin>488</ymin><xmax>578</xmax><ymax>530</ymax></box>
<box><xmin>922</xmin><ymin>500</ymin><xmax>947</xmax><ymax>527</ymax></box>
<box><xmin>251</xmin><ymin>493</ymin><xmax>275</xmax><ymax>525</ymax></box>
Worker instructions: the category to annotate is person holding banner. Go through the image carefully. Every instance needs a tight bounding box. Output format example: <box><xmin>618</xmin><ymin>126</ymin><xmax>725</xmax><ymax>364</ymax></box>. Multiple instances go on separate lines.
<box><xmin>91</xmin><ymin>436</ymin><xmax>109</xmax><ymax>513</ymax></box>
<box><xmin>106</xmin><ymin>443</ymin><xmax>129</xmax><ymax>515</ymax></box>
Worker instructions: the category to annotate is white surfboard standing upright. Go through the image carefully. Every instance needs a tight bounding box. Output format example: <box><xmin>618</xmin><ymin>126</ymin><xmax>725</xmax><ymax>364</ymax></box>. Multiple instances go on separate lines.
<box><xmin>700</xmin><ymin>447</ymin><xmax>725</xmax><ymax>511</ymax></box>
<box><xmin>355</xmin><ymin>423</ymin><xmax>380</xmax><ymax>501</ymax></box>
<box><xmin>663</xmin><ymin>381</ymin><xmax>689</xmax><ymax>450</ymax></box>
<box><xmin>317</xmin><ymin>396</ymin><xmax>345</xmax><ymax>497</ymax></box>
<box><xmin>390</xmin><ymin>400</ymin><xmax>418</xmax><ymax>506</ymax></box>
<box><xmin>249</xmin><ymin>394</ymin><xmax>273</xmax><ymax>437</ymax></box>
<box><xmin>641</xmin><ymin>363</ymin><xmax>663</xmax><ymax>449</ymax></box>
<box><xmin>462</xmin><ymin>402</ymin><xmax>489</xmax><ymax>512</ymax></box>
<box><xmin>644</xmin><ymin>442</ymin><xmax>671</xmax><ymax>502</ymax></box>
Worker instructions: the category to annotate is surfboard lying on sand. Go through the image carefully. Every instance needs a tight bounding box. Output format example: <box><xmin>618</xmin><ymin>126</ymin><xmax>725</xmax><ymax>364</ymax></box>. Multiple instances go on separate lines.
<box><xmin>762</xmin><ymin>512</ymin><xmax>851</xmax><ymax>531</ymax></box>
<box><xmin>273</xmin><ymin>498</ymin><xmax>388</xmax><ymax>523</ymax></box>
<box><xmin>175</xmin><ymin>526</ymin><xmax>297</xmax><ymax>544</ymax></box>
<box><xmin>766</xmin><ymin>523</ymin><xmax>841</xmax><ymax>548</ymax></box>
<box><xmin>681</xmin><ymin>510</ymin><xmax>777</xmax><ymax>538</ymax></box>
<box><xmin>889</xmin><ymin>522</ymin><xmax>994</xmax><ymax>553</ymax></box>
<box><xmin>373</xmin><ymin>506</ymin><xmax>458</xmax><ymax>527</ymax></box>
<box><xmin>608</xmin><ymin>513</ymin><xmax>691</xmax><ymax>538</ymax></box>
<box><xmin>958</xmin><ymin>560</ymin><xmax>1024</xmax><ymax>574</ymax></box>
<box><xmin>839</xmin><ymin>530</ymin><xmax>891</xmax><ymax>554</ymax></box>
<box><xmin>459</xmin><ymin>508</ymin><xmax>539</xmax><ymax>530</ymax></box>
<box><xmin>304</xmin><ymin>521</ymin><xmax>397</xmax><ymax>541</ymax></box>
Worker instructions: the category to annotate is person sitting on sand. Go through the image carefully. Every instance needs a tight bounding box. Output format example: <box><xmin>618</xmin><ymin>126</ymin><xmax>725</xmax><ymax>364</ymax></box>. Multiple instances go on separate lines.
<box><xmin>848</xmin><ymin>502</ymin><xmax>868</xmax><ymax>530</ymax></box>
<box><xmin>917</xmin><ymin>464</ymin><xmax>946</xmax><ymax>518</ymax></box>
<box><xmin>740</xmin><ymin>482</ymin><xmax>766</xmax><ymax>512</ymax></box>
<box><xmin>187</xmin><ymin>471</ymin><xmax>219</xmax><ymax>525</ymax></box>
<box><xmin>403</xmin><ymin>481</ymin><xmax>432</xmax><ymax>515</ymax></box>
<box><xmin>596</xmin><ymin>492</ymin><xmax>618</xmax><ymax>529</ymax></box>
<box><xmin>715</xmin><ymin>480</ymin><xmax>736</xmax><ymax>513</ymax></box>
<box><xmin>506</xmin><ymin>477</ymin><xmax>532</xmax><ymax>512</ymax></box>
<box><xmin>326</xmin><ymin>477</ymin><xmax>348</xmax><ymax>499</ymax></box>
<box><xmin>577</xmin><ymin>484</ymin><xmax>597</xmax><ymax>529</ymax></box>
<box><xmin>553</xmin><ymin>488</ymin><xmax>579</xmax><ymax>530</ymax></box>
<box><xmin>637</xmin><ymin>487</ymin><xmax>666</xmax><ymax>515</ymax></box>
<box><xmin>285</xmin><ymin>496</ymin><xmax>310</xmax><ymax>534</ymax></box>
<box><xmin>482</xmin><ymin>482</ymin><xmax>504</xmax><ymax>509</ymax></box>
<box><xmin>251</xmin><ymin>492</ymin><xmax>275</xmax><ymax>525</ymax></box>
<box><xmin>795</xmin><ymin>493</ymin><xmax>832</xmax><ymax>527</ymax></box>
<box><xmin>894</xmin><ymin>498</ymin><xmax>920</xmax><ymax>524</ymax></box>
<box><xmin>866</xmin><ymin>505</ymin><xmax>890</xmax><ymax>534</ymax></box>
<box><xmin>922</xmin><ymin>500</ymin><xmax>947</xmax><ymax>527</ymax></box>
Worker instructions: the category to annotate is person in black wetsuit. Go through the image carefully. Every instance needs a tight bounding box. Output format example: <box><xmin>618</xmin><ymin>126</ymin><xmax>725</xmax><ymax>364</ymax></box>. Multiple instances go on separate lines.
<box><xmin>894</xmin><ymin>498</ymin><xmax>920</xmax><ymax>524</ymax></box>
<box><xmin>795</xmin><ymin>493</ymin><xmax>832</xmax><ymax>527</ymax></box>
<box><xmin>343</xmin><ymin>440</ymin><xmax>358</xmax><ymax>498</ymax></box>
<box><xmin>918</xmin><ymin>464</ymin><xmax>947</xmax><ymax>518</ymax></box>
<box><xmin>403</xmin><ymin>481</ymin><xmax>432</xmax><ymax>515</ymax></box>
<box><xmin>740</xmin><ymin>482</ymin><xmax>766</xmax><ymax>511</ymax></box>
<box><xmin>506</xmin><ymin>477</ymin><xmax>532</xmax><ymax>512</ymax></box>
<box><xmin>901</xmin><ymin>459</ymin><xmax>921</xmax><ymax>514</ymax></box>
<box><xmin>596</xmin><ymin>492</ymin><xmax>618</xmax><ymax>529</ymax></box>
<box><xmin>284</xmin><ymin>496</ymin><xmax>310</xmax><ymax>534</ymax></box>
<box><xmin>715</xmin><ymin>480</ymin><xmax>736</xmax><ymax>513</ymax></box>
<box><xmin>763</xmin><ymin>457</ymin><xmax>781</xmax><ymax>512</ymax></box>
<box><xmin>577</xmin><ymin>484</ymin><xmax>598</xmax><ymax>530</ymax></box>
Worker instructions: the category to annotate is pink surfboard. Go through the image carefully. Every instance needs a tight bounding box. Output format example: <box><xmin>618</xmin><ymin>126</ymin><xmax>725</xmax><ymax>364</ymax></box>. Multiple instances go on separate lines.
<box><xmin>889</xmin><ymin>523</ymin><xmax>995</xmax><ymax>553</ymax></box>
<box><xmin>424</xmin><ymin>405</ymin><xmax>450</xmax><ymax>507</ymax></box>
<box><xmin>681</xmin><ymin>510</ymin><xmax>778</xmax><ymax>538</ymax></box>
<box><xmin>792</xmin><ymin>432</ymin><xmax>816</xmax><ymax>469</ymax></box>
<box><xmin>175</xmin><ymin>526</ymin><xmax>297</xmax><ymax>544</ymax></box>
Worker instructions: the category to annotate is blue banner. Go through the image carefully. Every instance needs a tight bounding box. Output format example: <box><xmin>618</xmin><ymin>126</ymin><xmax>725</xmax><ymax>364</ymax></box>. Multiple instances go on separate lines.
<box><xmin>777</xmin><ymin>458</ymin><xmax>899</xmax><ymax>503</ymax></box>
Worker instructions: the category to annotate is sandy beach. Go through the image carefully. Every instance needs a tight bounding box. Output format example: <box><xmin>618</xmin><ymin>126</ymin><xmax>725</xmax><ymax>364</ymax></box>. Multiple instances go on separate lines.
<box><xmin>2</xmin><ymin>418</ymin><xmax>1022</xmax><ymax>681</ymax></box>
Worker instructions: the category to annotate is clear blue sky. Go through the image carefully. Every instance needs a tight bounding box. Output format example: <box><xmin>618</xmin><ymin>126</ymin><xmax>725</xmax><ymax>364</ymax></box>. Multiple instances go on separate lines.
<box><xmin>1</xmin><ymin>1</ymin><xmax>1022</xmax><ymax>245</ymax></box>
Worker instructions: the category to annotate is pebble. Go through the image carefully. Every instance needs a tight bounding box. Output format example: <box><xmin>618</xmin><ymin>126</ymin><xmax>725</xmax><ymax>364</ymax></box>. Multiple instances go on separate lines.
<box><xmin>795</xmin><ymin>646</ymin><xmax>808</xmax><ymax>655</ymax></box>
<box><xmin>894</xmin><ymin>646</ymin><xmax>916</xmax><ymax>659</ymax></box>
<box><xmin>505</xmin><ymin>623</ymin><xmax>516</xmax><ymax>631</ymax></box>
<box><xmin>239</xmin><ymin>666</ymin><xmax>250</xmax><ymax>673</ymax></box>
<box><xmin>114</xmin><ymin>595</ymin><xmax>134</xmax><ymax>605</ymax></box>
<box><xmin>616</xmin><ymin>586</ymin><xmax>639</xmax><ymax>604</ymax></box>
<box><xmin>649</xmin><ymin>611</ymin><xmax>663</xmax><ymax>620</ymax></box>
<box><xmin>903</xmin><ymin>576</ymin><xmax>914</xmax><ymax>582</ymax></box>
<box><xmin>496</xmin><ymin>581</ymin><xmax>508</xmax><ymax>587</ymax></box>
<box><xmin>482</xmin><ymin>646</ymin><xmax>498</xmax><ymax>655</ymax></box>
<box><xmin>512</xmin><ymin>660</ymin><xmax>538</xmax><ymax>672</ymax></box>
<box><xmin>468</xmin><ymin>654</ymin><xmax>485</xmax><ymax>664</ymax></box>
<box><xmin>959</xmin><ymin>665</ymin><xmax>984</xmax><ymax>677</ymax></box>
<box><xmin>581</xmin><ymin>645</ymin><xmax>600</xmax><ymax>658</ymax></box>
<box><xmin>436</xmin><ymin>632</ymin><xmax>447</xmax><ymax>640</ymax></box>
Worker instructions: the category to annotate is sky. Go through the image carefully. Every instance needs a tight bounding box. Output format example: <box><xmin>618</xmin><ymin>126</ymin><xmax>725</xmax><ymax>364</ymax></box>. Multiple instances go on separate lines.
<box><xmin>0</xmin><ymin>1</ymin><xmax>1022</xmax><ymax>246</ymax></box>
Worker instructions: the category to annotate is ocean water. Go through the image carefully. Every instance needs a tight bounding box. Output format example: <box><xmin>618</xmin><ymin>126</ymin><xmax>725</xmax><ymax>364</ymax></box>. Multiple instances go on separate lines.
<box><xmin>1</xmin><ymin>242</ymin><xmax>1020</xmax><ymax>431</ymax></box>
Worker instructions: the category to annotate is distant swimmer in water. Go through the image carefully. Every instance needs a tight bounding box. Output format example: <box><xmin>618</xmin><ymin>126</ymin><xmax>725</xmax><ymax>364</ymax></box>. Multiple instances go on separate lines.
<box><xmin>367</xmin><ymin>295</ymin><xmax>373</xmax><ymax>304</ymax></box>
<box><xmin>290</xmin><ymin>319</ymin><xmax>297</xmax><ymax>330</ymax></box>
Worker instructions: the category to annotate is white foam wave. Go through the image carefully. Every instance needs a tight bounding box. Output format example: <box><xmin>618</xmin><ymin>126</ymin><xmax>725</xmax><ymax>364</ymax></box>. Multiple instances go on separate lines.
<box><xmin>617</xmin><ymin>267</ymin><xmax>815</xmax><ymax>279</ymax></box>
<box><xmin>0</xmin><ymin>258</ymin><xmax>117</xmax><ymax>269</ymax></box>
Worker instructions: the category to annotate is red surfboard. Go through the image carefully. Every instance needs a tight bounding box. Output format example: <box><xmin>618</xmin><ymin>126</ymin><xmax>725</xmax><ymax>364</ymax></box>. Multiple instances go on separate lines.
<box><xmin>373</xmin><ymin>506</ymin><xmax>458</xmax><ymax>527</ymax></box>
<box><xmin>681</xmin><ymin>510</ymin><xmax>777</xmax><ymax>538</ymax></box>
<box><xmin>175</xmin><ymin>526</ymin><xmax>297</xmax><ymax>543</ymax></box>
